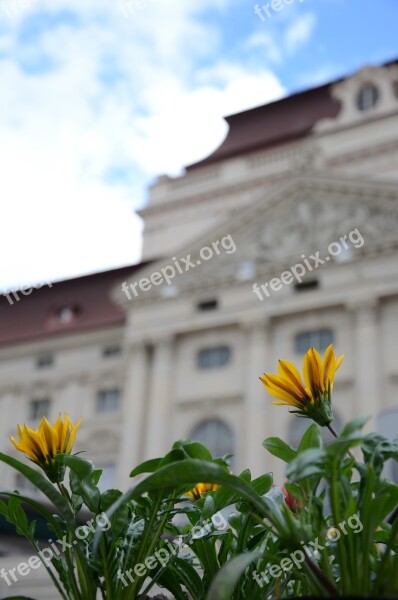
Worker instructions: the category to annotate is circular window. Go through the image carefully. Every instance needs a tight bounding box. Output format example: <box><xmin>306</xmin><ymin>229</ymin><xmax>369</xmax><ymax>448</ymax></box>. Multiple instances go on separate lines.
<box><xmin>356</xmin><ymin>83</ymin><xmax>379</xmax><ymax>112</ymax></box>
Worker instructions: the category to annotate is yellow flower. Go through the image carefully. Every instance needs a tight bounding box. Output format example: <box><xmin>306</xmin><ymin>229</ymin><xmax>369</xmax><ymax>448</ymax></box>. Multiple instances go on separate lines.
<box><xmin>185</xmin><ymin>482</ymin><xmax>220</xmax><ymax>501</ymax></box>
<box><xmin>11</xmin><ymin>414</ymin><xmax>82</xmax><ymax>483</ymax></box>
<box><xmin>260</xmin><ymin>344</ymin><xmax>344</xmax><ymax>426</ymax></box>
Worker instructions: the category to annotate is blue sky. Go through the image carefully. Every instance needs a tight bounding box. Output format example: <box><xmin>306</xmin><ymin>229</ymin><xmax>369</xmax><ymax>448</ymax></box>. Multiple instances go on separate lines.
<box><xmin>1</xmin><ymin>0</ymin><xmax>397</xmax><ymax>290</ymax></box>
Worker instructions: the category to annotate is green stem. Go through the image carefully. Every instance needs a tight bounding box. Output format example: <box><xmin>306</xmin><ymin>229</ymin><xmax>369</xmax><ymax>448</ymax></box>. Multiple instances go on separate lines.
<box><xmin>32</xmin><ymin>539</ymin><xmax>69</xmax><ymax>600</ymax></box>
<box><xmin>327</xmin><ymin>422</ymin><xmax>355</xmax><ymax>459</ymax></box>
<box><xmin>330</xmin><ymin>460</ymin><xmax>350</xmax><ymax>594</ymax></box>
<box><xmin>56</xmin><ymin>482</ymin><xmax>82</xmax><ymax>600</ymax></box>
<box><xmin>304</xmin><ymin>554</ymin><xmax>337</xmax><ymax>596</ymax></box>
<box><xmin>123</xmin><ymin>493</ymin><xmax>163</xmax><ymax>600</ymax></box>
<box><xmin>375</xmin><ymin>525</ymin><xmax>398</xmax><ymax>595</ymax></box>
<box><xmin>100</xmin><ymin>536</ymin><xmax>113</xmax><ymax>600</ymax></box>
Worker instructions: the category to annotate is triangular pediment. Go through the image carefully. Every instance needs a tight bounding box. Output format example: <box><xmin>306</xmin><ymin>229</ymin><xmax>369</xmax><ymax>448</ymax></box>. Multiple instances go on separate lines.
<box><xmin>115</xmin><ymin>173</ymin><xmax>398</xmax><ymax>305</ymax></box>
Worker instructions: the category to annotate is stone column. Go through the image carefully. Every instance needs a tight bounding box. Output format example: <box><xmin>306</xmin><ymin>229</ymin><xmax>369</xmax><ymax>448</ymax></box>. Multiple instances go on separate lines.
<box><xmin>117</xmin><ymin>341</ymin><xmax>149</xmax><ymax>490</ymax></box>
<box><xmin>243</xmin><ymin>317</ymin><xmax>273</xmax><ymax>478</ymax></box>
<box><xmin>144</xmin><ymin>334</ymin><xmax>175</xmax><ymax>460</ymax></box>
<box><xmin>349</xmin><ymin>299</ymin><xmax>379</xmax><ymax>430</ymax></box>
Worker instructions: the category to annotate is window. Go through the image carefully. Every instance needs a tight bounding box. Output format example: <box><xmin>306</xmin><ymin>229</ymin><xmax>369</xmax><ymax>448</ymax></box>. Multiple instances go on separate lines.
<box><xmin>97</xmin><ymin>389</ymin><xmax>120</xmax><ymax>413</ymax></box>
<box><xmin>197</xmin><ymin>346</ymin><xmax>231</xmax><ymax>369</ymax></box>
<box><xmin>102</xmin><ymin>346</ymin><xmax>121</xmax><ymax>358</ymax></box>
<box><xmin>294</xmin><ymin>280</ymin><xmax>319</xmax><ymax>293</ymax></box>
<box><xmin>295</xmin><ymin>329</ymin><xmax>334</xmax><ymax>354</ymax></box>
<box><xmin>197</xmin><ymin>299</ymin><xmax>218</xmax><ymax>312</ymax></box>
<box><xmin>30</xmin><ymin>399</ymin><xmax>50</xmax><ymax>420</ymax></box>
<box><xmin>37</xmin><ymin>355</ymin><xmax>53</xmax><ymax>368</ymax></box>
<box><xmin>236</xmin><ymin>261</ymin><xmax>256</xmax><ymax>281</ymax></box>
<box><xmin>394</xmin><ymin>81</ymin><xmax>398</xmax><ymax>100</ymax></box>
<box><xmin>190</xmin><ymin>420</ymin><xmax>235</xmax><ymax>461</ymax></box>
<box><xmin>58</xmin><ymin>307</ymin><xmax>75</xmax><ymax>323</ymax></box>
<box><xmin>356</xmin><ymin>83</ymin><xmax>379</xmax><ymax>111</ymax></box>
<box><xmin>97</xmin><ymin>465</ymin><xmax>116</xmax><ymax>492</ymax></box>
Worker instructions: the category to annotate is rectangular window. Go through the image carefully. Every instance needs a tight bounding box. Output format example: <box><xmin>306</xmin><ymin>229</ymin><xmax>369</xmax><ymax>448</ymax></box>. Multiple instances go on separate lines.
<box><xmin>97</xmin><ymin>390</ymin><xmax>120</xmax><ymax>413</ymax></box>
<box><xmin>197</xmin><ymin>299</ymin><xmax>218</xmax><ymax>312</ymax></box>
<box><xmin>102</xmin><ymin>346</ymin><xmax>121</xmax><ymax>358</ymax></box>
<box><xmin>30</xmin><ymin>399</ymin><xmax>50</xmax><ymax>420</ymax></box>
<box><xmin>197</xmin><ymin>346</ymin><xmax>231</xmax><ymax>369</ymax></box>
<box><xmin>295</xmin><ymin>330</ymin><xmax>334</xmax><ymax>354</ymax></box>
<box><xmin>37</xmin><ymin>355</ymin><xmax>54</xmax><ymax>368</ymax></box>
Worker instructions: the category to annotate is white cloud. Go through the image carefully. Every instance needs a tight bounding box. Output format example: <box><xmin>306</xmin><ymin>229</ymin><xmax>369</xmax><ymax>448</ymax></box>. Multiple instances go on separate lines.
<box><xmin>0</xmin><ymin>0</ymin><xmax>285</xmax><ymax>288</ymax></box>
<box><xmin>284</xmin><ymin>12</ymin><xmax>317</xmax><ymax>53</ymax></box>
<box><xmin>245</xmin><ymin>31</ymin><xmax>282</xmax><ymax>64</ymax></box>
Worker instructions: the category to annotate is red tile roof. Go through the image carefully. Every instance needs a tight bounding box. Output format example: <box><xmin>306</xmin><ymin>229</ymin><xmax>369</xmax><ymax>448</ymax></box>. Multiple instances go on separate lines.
<box><xmin>187</xmin><ymin>82</ymin><xmax>342</xmax><ymax>170</ymax></box>
<box><xmin>0</xmin><ymin>264</ymin><xmax>149</xmax><ymax>347</ymax></box>
<box><xmin>187</xmin><ymin>58</ymin><xmax>398</xmax><ymax>170</ymax></box>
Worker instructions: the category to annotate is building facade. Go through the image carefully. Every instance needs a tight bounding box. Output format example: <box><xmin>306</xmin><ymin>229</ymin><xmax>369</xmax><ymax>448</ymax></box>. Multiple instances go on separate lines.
<box><xmin>1</xmin><ymin>61</ymin><xmax>398</xmax><ymax>545</ymax></box>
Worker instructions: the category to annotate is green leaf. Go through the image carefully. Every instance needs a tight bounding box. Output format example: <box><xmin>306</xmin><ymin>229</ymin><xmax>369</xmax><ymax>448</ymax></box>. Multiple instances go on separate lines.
<box><xmin>286</xmin><ymin>448</ymin><xmax>326</xmax><ymax>482</ymax></box>
<box><xmin>362</xmin><ymin>433</ymin><xmax>398</xmax><ymax>476</ymax></box>
<box><xmin>262</xmin><ymin>437</ymin><xmax>297</xmax><ymax>463</ymax></box>
<box><xmin>0</xmin><ymin>491</ymin><xmax>65</xmax><ymax>539</ymax></box>
<box><xmin>169</xmin><ymin>556</ymin><xmax>204</xmax><ymax>599</ymax></box>
<box><xmin>191</xmin><ymin>536</ymin><xmax>218</xmax><ymax>581</ymax></box>
<box><xmin>100</xmin><ymin>489</ymin><xmax>123</xmax><ymax>512</ymax></box>
<box><xmin>0</xmin><ymin>453</ymin><xmax>75</xmax><ymax>529</ymax></box>
<box><xmin>130</xmin><ymin>457</ymin><xmax>162</xmax><ymax>477</ymax></box>
<box><xmin>156</xmin><ymin>568</ymin><xmax>188</xmax><ymax>600</ymax></box>
<box><xmin>251</xmin><ymin>473</ymin><xmax>273</xmax><ymax>496</ymax></box>
<box><xmin>60</xmin><ymin>454</ymin><xmax>101</xmax><ymax>512</ymax></box>
<box><xmin>298</xmin><ymin>423</ymin><xmax>323</xmax><ymax>452</ymax></box>
<box><xmin>340</xmin><ymin>416</ymin><xmax>370</xmax><ymax>437</ymax></box>
<box><xmin>184</xmin><ymin>442</ymin><xmax>213</xmax><ymax>461</ymax></box>
<box><xmin>8</xmin><ymin>496</ymin><xmax>29</xmax><ymax>537</ymax></box>
<box><xmin>201</xmin><ymin>494</ymin><xmax>216</xmax><ymax>520</ymax></box>
<box><xmin>2</xmin><ymin>596</ymin><xmax>39</xmax><ymax>599</ymax></box>
<box><xmin>207</xmin><ymin>550</ymin><xmax>261</xmax><ymax>600</ymax></box>
<box><xmin>93</xmin><ymin>460</ymin><xmax>273</xmax><ymax>554</ymax></box>
<box><xmin>326</xmin><ymin>436</ymin><xmax>362</xmax><ymax>460</ymax></box>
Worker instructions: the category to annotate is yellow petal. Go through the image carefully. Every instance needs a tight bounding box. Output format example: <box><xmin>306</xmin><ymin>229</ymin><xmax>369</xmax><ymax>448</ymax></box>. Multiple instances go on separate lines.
<box><xmin>278</xmin><ymin>360</ymin><xmax>308</xmax><ymax>398</ymax></box>
<box><xmin>40</xmin><ymin>417</ymin><xmax>58</xmax><ymax>457</ymax></box>
<box><xmin>260</xmin><ymin>374</ymin><xmax>303</xmax><ymax>407</ymax></box>
<box><xmin>23</xmin><ymin>425</ymin><xmax>48</xmax><ymax>462</ymax></box>
<box><xmin>64</xmin><ymin>418</ymin><xmax>82</xmax><ymax>454</ymax></box>
<box><xmin>303</xmin><ymin>347</ymin><xmax>323</xmax><ymax>394</ymax></box>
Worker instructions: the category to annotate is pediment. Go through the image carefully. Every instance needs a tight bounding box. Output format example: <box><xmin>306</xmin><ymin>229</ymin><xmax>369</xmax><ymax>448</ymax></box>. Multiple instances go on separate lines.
<box><xmin>115</xmin><ymin>174</ymin><xmax>398</xmax><ymax>304</ymax></box>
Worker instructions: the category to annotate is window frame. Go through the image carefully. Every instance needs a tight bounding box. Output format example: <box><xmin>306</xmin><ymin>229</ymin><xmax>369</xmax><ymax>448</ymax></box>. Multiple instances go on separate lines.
<box><xmin>197</xmin><ymin>346</ymin><xmax>232</xmax><ymax>370</ymax></box>
<box><xmin>97</xmin><ymin>389</ymin><xmax>121</xmax><ymax>414</ymax></box>
<box><xmin>356</xmin><ymin>82</ymin><xmax>379</xmax><ymax>112</ymax></box>
<box><xmin>29</xmin><ymin>398</ymin><xmax>51</xmax><ymax>420</ymax></box>
<box><xmin>294</xmin><ymin>329</ymin><xmax>334</xmax><ymax>354</ymax></box>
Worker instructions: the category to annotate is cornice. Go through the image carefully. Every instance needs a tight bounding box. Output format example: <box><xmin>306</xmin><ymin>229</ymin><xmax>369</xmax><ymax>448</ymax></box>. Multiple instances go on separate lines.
<box><xmin>327</xmin><ymin>137</ymin><xmax>398</xmax><ymax>168</ymax></box>
<box><xmin>0</xmin><ymin>326</ymin><xmax>125</xmax><ymax>361</ymax></box>
<box><xmin>119</xmin><ymin>174</ymin><xmax>398</xmax><ymax>310</ymax></box>
<box><xmin>139</xmin><ymin>113</ymin><xmax>398</xmax><ymax>221</ymax></box>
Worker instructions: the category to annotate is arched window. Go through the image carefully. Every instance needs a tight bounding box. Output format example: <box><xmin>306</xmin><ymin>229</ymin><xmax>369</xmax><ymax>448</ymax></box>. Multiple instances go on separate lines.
<box><xmin>190</xmin><ymin>419</ymin><xmax>235</xmax><ymax>461</ymax></box>
<box><xmin>288</xmin><ymin>412</ymin><xmax>342</xmax><ymax>449</ymax></box>
<box><xmin>356</xmin><ymin>83</ymin><xmax>379</xmax><ymax>111</ymax></box>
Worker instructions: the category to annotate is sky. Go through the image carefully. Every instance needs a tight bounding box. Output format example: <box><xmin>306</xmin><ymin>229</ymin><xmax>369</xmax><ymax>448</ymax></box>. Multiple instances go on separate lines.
<box><xmin>1</xmin><ymin>0</ymin><xmax>397</xmax><ymax>291</ymax></box>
